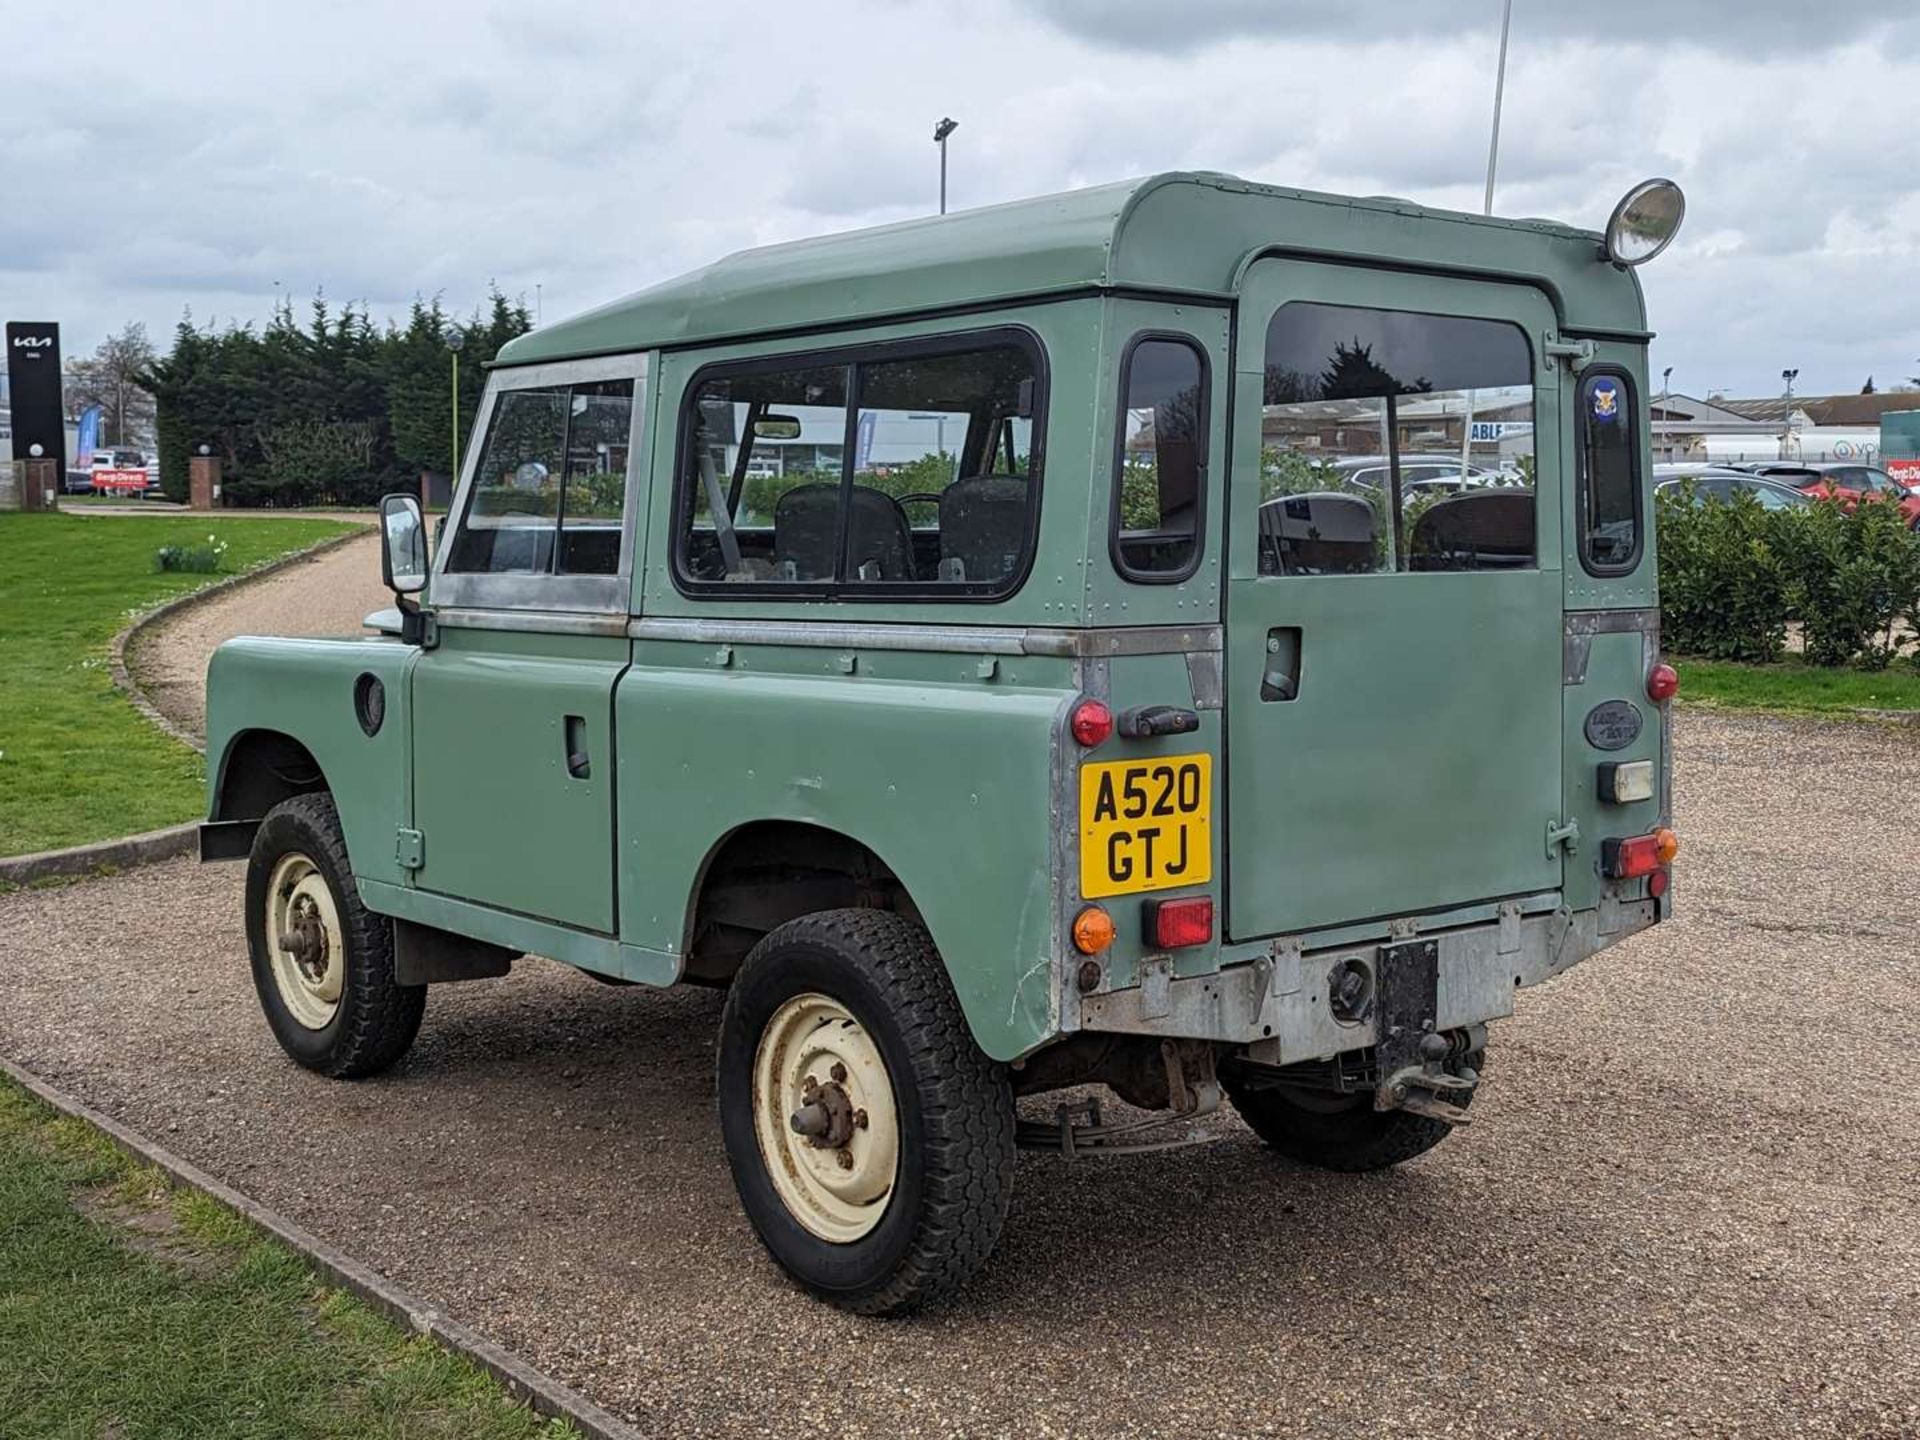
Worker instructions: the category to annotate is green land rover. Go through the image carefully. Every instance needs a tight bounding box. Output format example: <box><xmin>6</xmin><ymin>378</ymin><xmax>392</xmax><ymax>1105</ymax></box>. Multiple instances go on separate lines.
<box><xmin>201</xmin><ymin>172</ymin><xmax>1687</xmax><ymax>1313</ymax></box>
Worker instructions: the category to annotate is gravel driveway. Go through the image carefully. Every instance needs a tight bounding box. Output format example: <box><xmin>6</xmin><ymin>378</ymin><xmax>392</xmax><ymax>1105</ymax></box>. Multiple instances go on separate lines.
<box><xmin>2</xmin><ymin>709</ymin><xmax>1915</xmax><ymax>1439</ymax></box>
<box><xmin>128</xmin><ymin>530</ymin><xmax>385</xmax><ymax>740</ymax></box>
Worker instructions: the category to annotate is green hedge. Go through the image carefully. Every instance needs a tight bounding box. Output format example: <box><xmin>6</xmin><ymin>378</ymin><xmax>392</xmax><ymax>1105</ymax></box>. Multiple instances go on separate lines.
<box><xmin>1657</xmin><ymin>485</ymin><xmax>1920</xmax><ymax>669</ymax></box>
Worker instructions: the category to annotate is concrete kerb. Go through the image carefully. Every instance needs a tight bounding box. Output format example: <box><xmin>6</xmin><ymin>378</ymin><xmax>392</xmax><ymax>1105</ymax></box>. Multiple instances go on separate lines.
<box><xmin>0</xmin><ymin>1056</ymin><xmax>646</xmax><ymax>1440</ymax></box>
<box><xmin>0</xmin><ymin>526</ymin><xmax>370</xmax><ymax>886</ymax></box>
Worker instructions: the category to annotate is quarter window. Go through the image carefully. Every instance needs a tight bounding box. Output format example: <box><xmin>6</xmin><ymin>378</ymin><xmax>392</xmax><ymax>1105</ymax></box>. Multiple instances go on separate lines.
<box><xmin>1257</xmin><ymin>302</ymin><xmax>1536</xmax><ymax>576</ymax></box>
<box><xmin>1578</xmin><ymin>370</ymin><xmax>1641</xmax><ymax>573</ymax></box>
<box><xmin>676</xmin><ymin>334</ymin><xmax>1041</xmax><ymax>596</ymax></box>
<box><xmin>445</xmin><ymin>379</ymin><xmax>634</xmax><ymax>577</ymax></box>
<box><xmin>1112</xmin><ymin>336</ymin><xmax>1207</xmax><ymax>581</ymax></box>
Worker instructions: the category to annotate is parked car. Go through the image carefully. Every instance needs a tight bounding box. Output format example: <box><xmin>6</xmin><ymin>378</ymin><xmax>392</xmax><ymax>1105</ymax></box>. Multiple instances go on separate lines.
<box><xmin>1329</xmin><ymin>455</ymin><xmax>1505</xmax><ymax>496</ymax></box>
<box><xmin>1653</xmin><ymin>466</ymin><xmax>1810</xmax><ymax>511</ymax></box>
<box><xmin>199</xmin><ymin>170</ymin><xmax>1679</xmax><ymax>1315</ymax></box>
<box><xmin>1746</xmin><ymin>461</ymin><xmax>1920</xmax><ymax>524</ymax></box>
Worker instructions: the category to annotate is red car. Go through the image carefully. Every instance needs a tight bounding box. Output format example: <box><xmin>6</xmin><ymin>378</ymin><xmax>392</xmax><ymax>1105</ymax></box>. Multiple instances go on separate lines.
<box><xmin>1750</xmin><ymin>462</ymin><xmax>1920</xmax><ymax>526</ymax></box>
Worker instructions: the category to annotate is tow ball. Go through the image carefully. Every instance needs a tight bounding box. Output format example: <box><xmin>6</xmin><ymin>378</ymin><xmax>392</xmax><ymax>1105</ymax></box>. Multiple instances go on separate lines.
<box><xmin>1370</xmin><ymin>939</ymin><xmax>1483</xmax><ymax>1126</ymax></box>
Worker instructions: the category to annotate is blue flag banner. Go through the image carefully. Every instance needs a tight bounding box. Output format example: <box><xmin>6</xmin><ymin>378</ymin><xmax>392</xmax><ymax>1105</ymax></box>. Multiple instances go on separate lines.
<box><xmin>75</xmin><ymin>404</ymin><xmax>102</xmax><ymax>467</ymax></box>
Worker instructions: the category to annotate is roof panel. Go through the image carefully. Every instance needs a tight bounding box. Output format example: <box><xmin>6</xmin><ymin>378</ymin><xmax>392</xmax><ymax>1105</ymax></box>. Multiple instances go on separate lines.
<box><xmin>496</xmin><ymin>171</ymin><xmax>1644</xmax><ymax>366</ymax></box>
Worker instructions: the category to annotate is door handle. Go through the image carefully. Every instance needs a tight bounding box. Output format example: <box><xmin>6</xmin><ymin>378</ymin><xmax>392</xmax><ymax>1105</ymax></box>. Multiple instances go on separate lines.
<box><xmin>564</xmin><ymin>715</ymin><xmax>591</xmax><ymax>780</ymax></box>
<box><xmin>1260</xmin><ymin>627</ymin><xmax>1301</xmax><ymax>702</ymax></box>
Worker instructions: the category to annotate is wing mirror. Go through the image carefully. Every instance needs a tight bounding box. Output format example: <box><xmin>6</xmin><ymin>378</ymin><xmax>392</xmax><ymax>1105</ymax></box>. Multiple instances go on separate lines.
<box><xmin>379</xmin><ymin>493</ymin><xmax>429</xmax><ymax>594</ymax></box>
<box><xmin>378</xmin><ymin>493</ymin><xmax>435</xmax><ymax>646</ymax></box>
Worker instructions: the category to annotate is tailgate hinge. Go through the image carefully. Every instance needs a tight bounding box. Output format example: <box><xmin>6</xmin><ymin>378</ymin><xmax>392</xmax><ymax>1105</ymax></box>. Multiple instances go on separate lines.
<box><xmin>1544</xmin><ymin>336</ymin><xmax>1597</xmax><ymax>370</ymax></box>
<box><xmin>396</xmin><ymin>827</ymin><xmax>425</xmax><ymax>871</ymax></box>
<box><xmin>1545</xmin><ymin>817</ymin><xmax>1580</xmax><ymax>857</ymax></box>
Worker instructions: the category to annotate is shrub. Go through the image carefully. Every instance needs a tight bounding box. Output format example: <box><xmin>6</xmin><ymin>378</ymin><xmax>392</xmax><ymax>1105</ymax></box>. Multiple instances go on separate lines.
<box><xmin>1658</xmin><ymin>487</ymin><xmax>1920</xmax><ymax>669</ymax></box>
<box><xmin>153</xmin><ymin>536</ymin><xmax>229</xmax><ymax>574</ymax></box>
<box><xmin>1655</xmin><ymin>483</ymin><xmax>1789</xmax><ymax>662</ymax></box>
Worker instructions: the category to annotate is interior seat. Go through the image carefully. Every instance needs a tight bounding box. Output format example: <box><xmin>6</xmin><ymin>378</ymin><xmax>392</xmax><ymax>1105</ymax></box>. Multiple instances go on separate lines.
<box><xmin>938</xmin><ymin>474</ymin><xmax>1029</xmax><ymax>583</ymax></box>
<box><xmin>773</xmin><ymin>482</ymin><xmax>916</xmax><ymax>582</ymax></box>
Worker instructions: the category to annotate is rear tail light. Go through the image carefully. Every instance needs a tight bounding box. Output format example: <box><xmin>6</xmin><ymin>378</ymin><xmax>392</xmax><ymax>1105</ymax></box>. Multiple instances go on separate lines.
<box><xmin>1647</xmin><ymin>662</ymin><xmax>1679</xmax><ymax>702</ymax></box>
<box><xmin>1597</xmin><ymin>759</ymin><xmax>1655</xmax><ymax>804</ymax></box>
<box><xmin>1144</xmin><ymin>896</ymin><xmax>1214</xmax><ymax>949</ymax></box>
<box><xmin>1648</xmin><ymin>867</ymin><xmax>1671</xmax><ymax>899</ymax></box>
<box><xmin>1069</xmin><ymin>698</ymin><xmax>1113</xmax><ymax>748</ymax></box>
<box><xmin>1604</xmin><ymin>827</ymin><xmax>1679</xmax><ymax>879</ymax></box>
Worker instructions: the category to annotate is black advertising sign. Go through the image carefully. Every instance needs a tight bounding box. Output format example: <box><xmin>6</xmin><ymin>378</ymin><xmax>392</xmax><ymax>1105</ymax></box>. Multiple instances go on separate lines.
<box><xmin>7</xmin><ymin>322</ymin><xmax>65</xmax><ymax>467</ymax></box>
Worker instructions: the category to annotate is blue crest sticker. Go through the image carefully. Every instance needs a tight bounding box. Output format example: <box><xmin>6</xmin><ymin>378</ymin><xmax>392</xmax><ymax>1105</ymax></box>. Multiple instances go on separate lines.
<box><xmin>1590</xmin><ymin>377</ymin><xmax>1622</xmax><ymax>423</ymax></box>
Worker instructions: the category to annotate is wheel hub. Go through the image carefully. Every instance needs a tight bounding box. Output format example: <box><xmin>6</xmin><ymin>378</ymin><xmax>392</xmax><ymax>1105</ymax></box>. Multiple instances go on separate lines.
<box><xmin>263</xmin><ymin>851</ymin><xmax>345</xmax><ymax>1031</ymax></box>
<box><xmin>752</xmin><ymin>994</ymin><xmax>900</xmax><ymax>1243</ymax></box>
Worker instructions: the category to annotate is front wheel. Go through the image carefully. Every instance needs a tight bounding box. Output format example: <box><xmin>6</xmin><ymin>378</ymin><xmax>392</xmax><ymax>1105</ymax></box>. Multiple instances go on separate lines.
<box><xmin>1222</xmin><ymin>1054</ymin><xmax>1482</xmax><ymax>1173</ymax></box>
<box><xmin>716</xmin><ymin>909</ymin><xmax>1015</xmax><ymax>1314</ymax></box>
<box><xmin>244</xmin><ymin>793</ymin><xmax>425</xmax><ymax>1078</ymax></box>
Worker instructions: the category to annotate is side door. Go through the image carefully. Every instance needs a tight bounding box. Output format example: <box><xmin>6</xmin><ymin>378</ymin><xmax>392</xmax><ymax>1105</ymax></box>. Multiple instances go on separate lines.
<box><xmin>1223</xmin><ymin>261</ymin><xmax>1566</xmax><ymax>940</ymax></box>
<box><xmin>409</xmin><ymin>353</ymin><xmax>648</xmax><ymax>935</ymax></box>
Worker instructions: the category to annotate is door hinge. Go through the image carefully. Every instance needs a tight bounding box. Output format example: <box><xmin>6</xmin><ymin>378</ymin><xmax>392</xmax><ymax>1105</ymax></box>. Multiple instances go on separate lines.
<box><xmin>396</xmin><ymin>827</ymin><xmax>425</xmax><ymax>871</ymax></box>
<box><xmin>1545</xmin><ymin>817</ymin><xmax>1580</xmax><ymax>857</ymax></box>
<box><xmin>1544</xmin><ymin>337</ymin><xmax>1597</xmax><ymax>370</ymax></box>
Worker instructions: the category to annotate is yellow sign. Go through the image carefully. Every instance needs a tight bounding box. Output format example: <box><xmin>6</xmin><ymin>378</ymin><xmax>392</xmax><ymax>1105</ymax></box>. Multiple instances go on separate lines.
<box><xmin>1078</xmin><ymin>754</ymin><xmax>1212</xmax><ymax>899</ymax></box>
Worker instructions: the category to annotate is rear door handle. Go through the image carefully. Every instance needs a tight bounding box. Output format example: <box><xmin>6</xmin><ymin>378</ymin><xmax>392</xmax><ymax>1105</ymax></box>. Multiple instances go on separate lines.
<box><xmin>564</xmin><ymin>714</ymin><xmax>591</xmax><ymax>780</ymax></box>
<box><xmin>1261</xmin><ymin>627</ymin><xmax>1301</xmax><ymax>702</ymax></box>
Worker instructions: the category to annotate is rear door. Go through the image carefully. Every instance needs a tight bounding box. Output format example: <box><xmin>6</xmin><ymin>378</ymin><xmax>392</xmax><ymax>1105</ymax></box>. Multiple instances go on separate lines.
<box><xmin>1223</xmin><ymin>260</ymin><xmax>1565</xmax><ymax>939</ymax></box>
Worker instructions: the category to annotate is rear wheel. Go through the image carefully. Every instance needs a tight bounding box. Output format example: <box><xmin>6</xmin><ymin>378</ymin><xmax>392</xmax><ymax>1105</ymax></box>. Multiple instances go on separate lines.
<box><xmin>1222</xmin><ymin>1054</ymin><xmax>1481</xmax><ymax>1172</ymax></box>
<box><xmin>245</xmin><ymin>793</ymin><xmax>425</xmax><ymax>1078</ymax></box>
<box><xmin>716</xmin><ymin>909</ymin><xmax>1015</xmax><ymax>1314</ymax></box>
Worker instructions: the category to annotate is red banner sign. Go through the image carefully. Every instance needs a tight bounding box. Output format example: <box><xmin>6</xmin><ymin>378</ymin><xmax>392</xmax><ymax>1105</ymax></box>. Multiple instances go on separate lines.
<box><xmin>93</xmin><ymin>469</ymin><xmax>150</xmax><ymax>493</ymax></box>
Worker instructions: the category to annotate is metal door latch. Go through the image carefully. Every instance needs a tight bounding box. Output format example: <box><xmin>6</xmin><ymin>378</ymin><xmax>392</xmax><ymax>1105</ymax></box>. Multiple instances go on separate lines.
<box><xmin>1544</xmin><ymin>337</ymin><xmax>1597</xmax><ymax>370</ymax></box>
<box><xmin>1546</xmin><ymin>817</ymin><xmax>1580</xmax><ymax>856</ymax></box>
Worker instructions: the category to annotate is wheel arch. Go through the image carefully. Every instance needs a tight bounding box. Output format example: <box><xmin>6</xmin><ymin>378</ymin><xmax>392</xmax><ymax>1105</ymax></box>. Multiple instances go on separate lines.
<box><xmin>680</xmin><ymin>819</ymin><xmax>927</xmax><ymax>986</ymax></box>
<box><xmin>211</xmin><ymin>728</ymin><xmax>331</xmax><ymax>823</ymax></box>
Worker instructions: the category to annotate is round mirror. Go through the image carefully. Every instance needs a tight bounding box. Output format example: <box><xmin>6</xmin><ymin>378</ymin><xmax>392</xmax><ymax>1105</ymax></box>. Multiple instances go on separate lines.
<box><xmin>1605</xmin><ymin>179</ymin><xmax>1686</xmax><ymax>266</ymax></box>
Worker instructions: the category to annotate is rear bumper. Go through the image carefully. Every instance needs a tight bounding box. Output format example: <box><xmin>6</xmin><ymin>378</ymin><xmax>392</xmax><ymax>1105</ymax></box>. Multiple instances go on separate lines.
<box><xmin>1076</xmin><ymin>890</ymin><xmax>1657</xmax><ymax>1065</ymax></box>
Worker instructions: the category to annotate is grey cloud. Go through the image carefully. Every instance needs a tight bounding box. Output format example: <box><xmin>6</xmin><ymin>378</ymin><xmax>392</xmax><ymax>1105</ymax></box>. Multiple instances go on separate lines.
<box><xmin>1025</xmin><ymin>0</ymin><xmax>1914</xmax><ymax>55</ymax></box>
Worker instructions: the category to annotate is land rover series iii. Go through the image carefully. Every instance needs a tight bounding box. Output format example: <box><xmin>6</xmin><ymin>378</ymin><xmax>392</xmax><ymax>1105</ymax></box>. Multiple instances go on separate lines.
<box><xmin>201</xmin><ymin>172</ymin><xmax>1686</xmax><ymax>1313</ymax></box>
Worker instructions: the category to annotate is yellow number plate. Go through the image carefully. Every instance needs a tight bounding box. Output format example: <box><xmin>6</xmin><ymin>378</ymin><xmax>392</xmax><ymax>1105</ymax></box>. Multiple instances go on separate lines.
<box><xmin>1078</xmin><ymin>754</ymin><xmax>1213</xmax><ymax>899</ymax></box>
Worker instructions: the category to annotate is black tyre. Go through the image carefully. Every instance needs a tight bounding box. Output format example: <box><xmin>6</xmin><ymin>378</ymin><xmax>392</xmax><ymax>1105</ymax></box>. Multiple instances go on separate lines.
<box><xmin>716</xmin><ymin>909</ymin><xmax>1015</xmax><ymax>1315</ymax></box>
<box><xmin>244</xmin><ymin>792</ymin><xmax>425</xmax><ymax>1078</ymax></box>
<box><xmin>1222</xmin><ymin>1054</ymin><xmax>1481</xmax><ymax>1173</ymax></box>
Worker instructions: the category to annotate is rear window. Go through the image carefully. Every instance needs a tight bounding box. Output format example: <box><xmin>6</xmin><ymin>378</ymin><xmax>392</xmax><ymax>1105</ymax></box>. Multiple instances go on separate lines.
<box><xmin>1258</xmin><ymin>302</ymin><xmax>1537</xmax><ymax>576</ymax></box>
<box><xmin>674</xmin><ymin>331</ymin><xmax>1042</xmax><ymax>598</ymax></box>
<box><xmin>1111</xmin><ymin>334</ymin><xmax>1208</xmax><ymax>581</ymax></box>
<box><xmin>1577</xmin><ymin>370</ymin><xmax>1641</xmax><ymax>574</ymax></box>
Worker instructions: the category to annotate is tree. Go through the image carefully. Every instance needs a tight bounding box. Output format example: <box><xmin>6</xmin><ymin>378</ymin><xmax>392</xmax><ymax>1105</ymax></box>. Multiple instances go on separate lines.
<box><xmin>65</xmin><ymin>322</ymin><xmax>158</xmax><ymax>447</ymax></box>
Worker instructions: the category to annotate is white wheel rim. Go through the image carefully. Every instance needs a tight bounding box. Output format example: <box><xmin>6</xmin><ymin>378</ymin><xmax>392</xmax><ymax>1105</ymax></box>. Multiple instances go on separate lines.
<box><xmin>751</xmin><ymin>992</ymin><xmax>900</xmax><ymax>1244</ymax></box>
<box><xmin>264</xmin><ymin>851</ymin><xmax>345</xmax><ymax>1030</ymax></box>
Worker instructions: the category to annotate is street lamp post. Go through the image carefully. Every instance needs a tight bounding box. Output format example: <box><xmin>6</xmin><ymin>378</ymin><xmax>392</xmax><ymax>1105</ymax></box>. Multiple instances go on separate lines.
<box><xmin>1780</xmin><ymin>367</ymin><xmax>1799</xmax><ymax>460</ymax></box>
<box><xmin>447</xmin><ymin>329</ymin><xmax>467</xmax><ymax>479</ymax></box>
<box><xmin>933</xmin><ymin>117</ymin><xmax>958</xmax><ymax>215</ymax></box>
<box><xmin>1462</xmin><ymin>0</ymin><xmax>1514</xmax><ymax>476</ymax></box>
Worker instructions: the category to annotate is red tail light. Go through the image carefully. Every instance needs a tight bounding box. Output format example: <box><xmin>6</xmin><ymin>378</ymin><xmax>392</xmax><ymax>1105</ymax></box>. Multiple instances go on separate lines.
<box><xmin>1647</xmin><ymin>662</ymin><xmax>1679</xmax><ymax>702</ymax></box>
<box><xmin>1604</xmin><ymin>827</ymin><xmax>1679</xmax><ymax>879</ymax></box>
<box><xmin>1070</xmin><ymin>698</ymin><xmax>1113</xmax><ymax>748</ymax></box>
<box><xmin>1145</xmin><ymin>896</ymin><xmax>1214</xmax><ymax>949</ymax></box>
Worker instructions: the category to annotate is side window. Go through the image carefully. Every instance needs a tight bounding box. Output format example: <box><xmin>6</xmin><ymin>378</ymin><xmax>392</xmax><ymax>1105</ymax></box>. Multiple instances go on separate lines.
<box><xmin>675</xmin><ymin>334</ymin><xmax>1041</xmax><ymax>596</ymax></box>
<box><xmin>1577</xmin><ymin>371</ymin><xmax>1640</xmax><ymax>574</ymax></box>
<box><xmin>446</xmin><ymin>379</ymin><xmax>635</xmax><ymax>576</ymax></box>
<box><xmin>1258</xmin><ymin>303</ymin><xmax>1536</xmax><ymax>576</ymax></box>
<box><xmin>1112</xmin><ymin>335</ymin><xmax>1207</xmax><ymax>581</ymax></box>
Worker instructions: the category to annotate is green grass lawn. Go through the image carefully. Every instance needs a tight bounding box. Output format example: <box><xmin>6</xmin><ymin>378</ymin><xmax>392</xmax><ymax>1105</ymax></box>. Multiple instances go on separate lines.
<box><xmin>1677</xmin><ymin>657</ymin><xmax>1920</xmax><ymax>714</ymax></box>
<box><xmin>0</xmin><ymin>513</ymin><xmax>358</xmax><ymax>856</ymax></box>
<box><xmin>0</xmin><ymin>1077</ymin><xmax>577</xmax><ymax>1439</ymax></box>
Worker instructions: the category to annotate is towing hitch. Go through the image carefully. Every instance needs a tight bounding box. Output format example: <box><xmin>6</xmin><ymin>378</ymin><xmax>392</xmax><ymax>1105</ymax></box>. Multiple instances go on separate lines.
<box><xmin>1372</xmin><ymin>940</ymin><xmax>1483</xmax><ymax>1125</ymax></box>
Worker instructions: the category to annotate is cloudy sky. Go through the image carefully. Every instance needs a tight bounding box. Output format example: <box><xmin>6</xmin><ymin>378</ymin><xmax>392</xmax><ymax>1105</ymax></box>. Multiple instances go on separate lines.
<box><xmin>7</xmin><ymin>0</ymin><xmax>1917</xmax><ymax>400</ymax></box>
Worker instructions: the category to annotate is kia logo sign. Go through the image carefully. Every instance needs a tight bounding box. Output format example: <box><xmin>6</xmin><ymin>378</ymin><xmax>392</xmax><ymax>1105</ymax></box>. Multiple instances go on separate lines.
<box><xmin>12</xmin><ymin>335</ymin><xmax>52</xmax><ymax>348</ymax></box>
<box><xmin>6</xmin><ymin>322</ymin><xmax>65</xmax><ymax>465</ymax></box>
